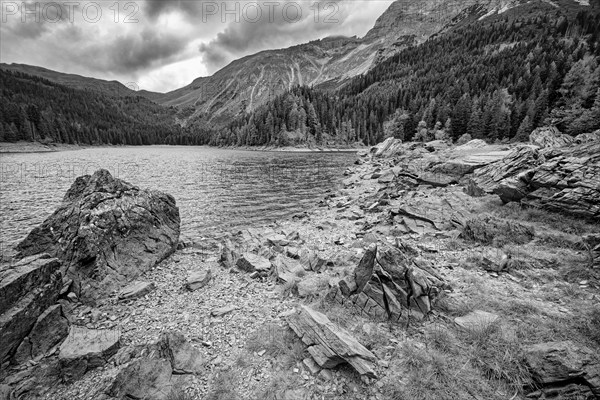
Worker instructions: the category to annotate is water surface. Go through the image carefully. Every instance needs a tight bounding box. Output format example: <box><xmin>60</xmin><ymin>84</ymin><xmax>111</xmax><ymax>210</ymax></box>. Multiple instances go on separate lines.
<box><xmin>0</xmin><ymin>146</ymin><xmax>355</xmax><ymax>248</ymax></box>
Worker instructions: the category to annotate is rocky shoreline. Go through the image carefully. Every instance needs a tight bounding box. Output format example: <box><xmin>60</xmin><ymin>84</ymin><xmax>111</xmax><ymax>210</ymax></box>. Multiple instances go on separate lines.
<box><xmin>1</xmin><ymin>127</ymin><xmax>599</xmax><ymax>400</ymax></box>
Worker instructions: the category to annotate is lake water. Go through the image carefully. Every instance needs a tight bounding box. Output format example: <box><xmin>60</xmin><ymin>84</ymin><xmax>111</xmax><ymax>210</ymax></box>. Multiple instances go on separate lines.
<box><xmin>0</xmin><ymin>146</ymin><xmax>355</xmax><ymax>250</ymax></box>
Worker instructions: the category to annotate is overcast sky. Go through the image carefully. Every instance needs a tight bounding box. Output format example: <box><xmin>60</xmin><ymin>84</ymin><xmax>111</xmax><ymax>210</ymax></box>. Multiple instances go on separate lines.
<box><xmin>0</xmin><ymin>0</ymin><xmax>393</xmax><ymax>92</ymax></box>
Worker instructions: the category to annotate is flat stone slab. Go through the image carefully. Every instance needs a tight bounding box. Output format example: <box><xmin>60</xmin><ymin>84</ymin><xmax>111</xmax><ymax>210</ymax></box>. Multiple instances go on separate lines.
<box><xmin>454</xmin><ymin>310</ymin><xmax>499</xmax><ymax>331</ymax></box>
<box><xmin>118</xmin><ymin>281</ymin><xmax>155</xmax><ymax>300</ymax></box>
<box><xmin>59</xmin><ymin>326</ymin><xmax>120</xmax><ymax>382</ymax></box>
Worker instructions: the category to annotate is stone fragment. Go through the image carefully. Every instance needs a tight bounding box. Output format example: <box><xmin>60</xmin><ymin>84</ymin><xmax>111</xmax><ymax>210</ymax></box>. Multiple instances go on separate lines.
<box><xmin>211</xmin><ymin>305</ymin><xmax>238</xmax><ymax>317</ymax></box>
<box><xmin>185</xmin><ymin>268</ymin><xmax>212</xmax><ymax>291</ymax></box>
<box><xmin>236</xmin><ymin>253</ymin><xmax>271</xmax><ymax>272</ymax></box>
<box><xmin>118</xmin><ymin>281</ymin><xmax>155</xmax><ymax>300</ymax></box>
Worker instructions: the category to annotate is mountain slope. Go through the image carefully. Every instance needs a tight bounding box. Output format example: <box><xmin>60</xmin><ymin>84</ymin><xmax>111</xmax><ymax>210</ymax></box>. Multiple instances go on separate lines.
<box><xmin>0</xmin><ymin>70</ymin><xmax>186</xmax><ymax>145</ymax></box>
<box><xmin>205</xmin><ymin>0</ymin><xmax>599</xmax><ymax>147</ymax></box>
<box><xmin>159</xmin><ymin>0</ymin><xmax>531</xmax><ymax>125</ymax></box>
<box><xmin>0</xmin><ymin>63</ymin><xmax>162</xmax><ymax>100</ymax></box>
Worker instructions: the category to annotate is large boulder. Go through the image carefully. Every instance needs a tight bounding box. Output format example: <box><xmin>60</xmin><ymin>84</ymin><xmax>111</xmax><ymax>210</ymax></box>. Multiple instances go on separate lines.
<box><xmin>529</xmin><ymin>126</ymin><xmax>574</xmax><ymax>148</ymax></box>
<box><xmin>0</xmin><ymin>254</ymin><xmax>62</xmax><ymax>367</ymax></box>
<box><xmin>15</xmin><ymin>169</ymin><xmax>180</xmax><ymax>303</ymax></box>
<box><xmin>331</xmin><ymin>243</ymin><xmax>448</xmax><ymax>320</ymax></box>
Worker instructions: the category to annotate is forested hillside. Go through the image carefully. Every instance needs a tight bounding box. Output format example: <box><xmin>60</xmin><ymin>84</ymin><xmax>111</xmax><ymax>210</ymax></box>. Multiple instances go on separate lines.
<box><xmin>0</xmin><ymin>70</ymin><xmax>192</xmax><ymax>145</ymax></box>
<box><xmin>208</xmin><ymin>3</ymin><xmax>599</xmax><ymax>147</ymax></box>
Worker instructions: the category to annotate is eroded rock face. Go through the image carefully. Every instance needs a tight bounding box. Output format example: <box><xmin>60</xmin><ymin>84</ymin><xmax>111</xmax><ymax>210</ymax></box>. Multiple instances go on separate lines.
<box><xmin>15</xmin><ymin>169</ymin><xmax>180</xmax><ymax>303</ymax></box>
<box><xmin>471</xmin><ymin>141</ymin><xmax>600</xmax><ymax>219</ymax></box>
<box><xmin>330</xmin><ymin>243</ymin><xmax>448</xmax><ymax>320</ymax></box>
<box><xmin>0</xmin><ymin>254</ymin><xmax>62</xmax><ymax>366</ymax></box>
<box><xmin>525</xmin><ymin>341</ymin><xmax>600</xmax><ymax>398</ymax></box>
<box><xmin>13</xmin><ymin>304</ymin><xmax>69</xmax><ymax>365</ymax></box>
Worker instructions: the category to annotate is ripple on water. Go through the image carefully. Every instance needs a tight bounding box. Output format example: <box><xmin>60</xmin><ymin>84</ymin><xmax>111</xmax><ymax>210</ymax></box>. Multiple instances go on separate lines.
<box><xmin>0</xmin><ymin>146</ymin><xmax>355</xmax><ymax>247</ymax></box>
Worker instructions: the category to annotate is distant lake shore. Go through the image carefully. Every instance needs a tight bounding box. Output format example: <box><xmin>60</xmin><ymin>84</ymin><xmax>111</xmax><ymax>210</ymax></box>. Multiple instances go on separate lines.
<box><xmin>0</xmin><ymin>141</ymin><xmax>363</xmax><ymax>154</ymax></box>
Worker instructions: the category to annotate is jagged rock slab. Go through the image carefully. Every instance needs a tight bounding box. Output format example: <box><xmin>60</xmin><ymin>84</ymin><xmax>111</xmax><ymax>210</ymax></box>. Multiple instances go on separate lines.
<box><xmin>12</xmin><ymin>304</ymin><xmax>69</xmax><ymax>364</ymax></box>
<box><xmin>15</xmin><ymin>169</ymin><xmax>180</xmax><ymax>303</ymax></box>
<box><xmin>118</xmin><ymin>281</ymin><xmax>155</xmax><ymax>300</ymax></box>
<box><xmin>522</xmin><ymin>142</ymin><xmax>600</xmax><ymax>219</ymax></box>
<box><xmin>287</xmin><ymin>306</ymin><xmax>377</xmax><ymax>378</ymax></box>
<box><xmin>0</xmin><ymin>254</ymin><xmax>62</xmax><ymax>366</ymax></box>
<box><xmin>471</xmin><ymin>145</ymin><xmax>542</xmax><ymax>193</ymax></box>
<box><xmin>156</xmin><ymin>331</ymin><xmax>204</xmax><ymax>374</ymax></box>
<box><xmin>524</xmin><ymin>341</ymin><xmax>600</xmax><ymax>398</ymax></box>
<box><xmin>471</xmin><ymin>140</ymin><xmax>600</xmax><ymax>219</ymax></box>
<box><xmin>58</xmin><ymin>326</ymin><xmax>120</xmax><ymax>382</ymax></box>
<box><xmin>530</xmin><ymin>126</ymin><xmax>574</xmax><ymax>148</ymax></box>
<box><xmin>107</xmin><ymin>358</ymin><xmax>173</xmax><ymax>400</ymax></box>
<box><xmin>332</xmin><ymin>243</ymin><xmax>448</xmax><ymax>320</ymax></box>
<box><xmin>185</xmin><ymin>268</ymin><xmax>212</xmax><ymax>291</ymax></box>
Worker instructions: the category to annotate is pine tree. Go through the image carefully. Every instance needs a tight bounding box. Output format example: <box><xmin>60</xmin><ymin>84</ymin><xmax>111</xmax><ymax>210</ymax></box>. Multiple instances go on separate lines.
<box><xmin>514</xmin><ymin>115</ymin><xmax>533</xmax><ymax>142</ymax></box>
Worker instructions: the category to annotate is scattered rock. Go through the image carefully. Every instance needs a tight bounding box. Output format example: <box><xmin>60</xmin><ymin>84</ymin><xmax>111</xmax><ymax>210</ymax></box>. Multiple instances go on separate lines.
<box><xmin>303</xmin><ymin>357</ymin><xmax>321</xmax><ymax>375</ymax></box>
<box><xmin>59</xmin><ymin>326</ymin><xmax>120</xmax><ymax>383</ymax></box>
<box><xmin>236</xmin><ymin>253</ymin><xmax>271</xmax><ymax>273</ymax></box>
<box><xmin>118</xmin><ymin>281</ymin><xmax>155</xmax><ymax>300</ymax></box>
<box><xmin>288</xmin><ymin>306</ymin><xmax>378</xmax><ymax>378</ymax></box>
<box><xmin>185</xmin><ymin>268</ymin><xmax>212</xmax><ymax>291</ymax></box>
<box><xmin>0</xmin><ymin>254</ymin><xmax>62</xmax><ymax>366</ymax></box>
<box><xmin>273</xmin><ymin>255</ymin><xmax>304</xmax><ymax>284</ymax></box>
<box><xmin>299</xmin><ymin>250</ymin><xmax>329</xmax><ymax>272</ymax></box>
<box><xmin>15</xmin><ymin>169</ymin><xmax>180</xmax><ymax>303</ymax></box>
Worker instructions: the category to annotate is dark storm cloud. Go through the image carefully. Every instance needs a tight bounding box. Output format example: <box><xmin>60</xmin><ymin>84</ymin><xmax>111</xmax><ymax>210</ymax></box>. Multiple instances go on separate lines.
<box><xmin>198</xmin><ymin>0</ymin><xmax>355</xmax><ymax>72</ymax></box>
<box><xmin>82</xmin><ymin>29</ymin><xmax>189</xmax><ymax>73</ymax></box>
<box><xmin>143</xmin><ymin>0</ymin><xmax>203</xmax><ymax>19</ymax></box>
